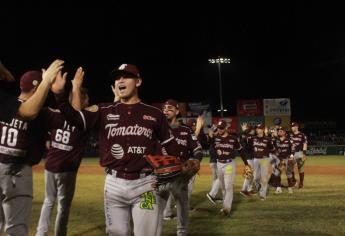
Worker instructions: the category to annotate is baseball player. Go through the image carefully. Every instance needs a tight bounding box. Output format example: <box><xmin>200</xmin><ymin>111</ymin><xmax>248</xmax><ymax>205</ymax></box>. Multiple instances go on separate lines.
<box><xmin>208</xmin><ymin>120</ymin><xmax>248</xmax><ymax>216</ymax></box>
<box><xmin>0</xmin><ymin>60</ymin><xmax>64</xmax><ymax>122</ymax></box>
<box><xmin>36</xmin><ymin>68</ymin><xmax>90</xmax><ymax>236</ymax></box>
<box><xmin>52</xmin><ymin>64</ymin><xmax>178</xmax><ymax>236</ymax></box>
<box><xmin>248</xmin><ymin>124</ymin><xmax>275</xmax><ymax>201</ymax></box>
<box><xmin>239</xmin><ymin>123</ymin><xmax>255</xmax><ymax>197</ymax></box>
<box><xmin>186</xmin><ymin>117</ymin><xmax>207</xmax><ymax>206</ymax></box>
<box><xmin>159</xmin><ymin>99</ymin><xmax>203</xmax><ymax>236</ymax></box>
<box><xmin>290</xmin><ymin>122</ymin><xmax>308</xmax><ymax>188</ymax></box>
<box><xmin>206</xmin><ymin>123</ymin><xmax>221</xmax><ymax>204</ymax></box>
<box><xmin>272</xmin><ymin>126</ymin><xmax>295</xmax><ymax>194</ymax></box>
<box><xmin>0</xmin><ymin>62</ymin><xmax>63</xmax><ymax>235</ymax></box>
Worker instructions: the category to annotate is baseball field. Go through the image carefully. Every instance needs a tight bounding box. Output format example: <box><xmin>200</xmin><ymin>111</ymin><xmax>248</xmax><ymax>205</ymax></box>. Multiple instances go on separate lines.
<box><xmin>28</xmin><ymin>156</ymin><xmax>345</xmax><ymax>236</ymax></box>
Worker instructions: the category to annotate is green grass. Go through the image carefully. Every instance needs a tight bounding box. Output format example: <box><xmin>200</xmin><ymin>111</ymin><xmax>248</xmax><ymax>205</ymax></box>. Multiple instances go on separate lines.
<box><xmin>28</xmin><ymin>156</ymin><xmax>345</xmax><ymax>236</ymax></box>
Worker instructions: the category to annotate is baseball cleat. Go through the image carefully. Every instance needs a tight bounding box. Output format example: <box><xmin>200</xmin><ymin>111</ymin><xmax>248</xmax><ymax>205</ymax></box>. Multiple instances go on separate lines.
<box><xmin>163</xmin><ymin>215</ymin><xmax>176</xmax><ymax>221</ymax></box>
<box><xmin>240</xmin><ymin>190</ymin><xmax>251</xmax><ymax>198</ymax></box>
<box><xmin>220</xmin><ymin>208</ymin><xmax>230</xmax><ymax>217</ymax></box>
<box><xmin>288</xmin><ymin>187</ymin><xmax>293</xmax><ymax>194</ymax></box>
<box><xmin>260</xmin><ymin>196</ymin><xmax>266</xmax><ymax>201</ymax></box>
<box><xmin>274</xmin><ymin>187</ymin><xmax>282</xmax><ymax>194</ymax></box>
<box><xmin>206</xmin><ymin>193</ymin><xmax>217</xmax><ymax>205</ymax></box>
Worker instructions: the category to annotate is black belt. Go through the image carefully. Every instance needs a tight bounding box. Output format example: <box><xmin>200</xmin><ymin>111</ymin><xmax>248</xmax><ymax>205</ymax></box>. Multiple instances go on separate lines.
<box><xmin>217</xmin><ymin>159</ymin><xmax>233</xmax><ymax>163</ymax></box>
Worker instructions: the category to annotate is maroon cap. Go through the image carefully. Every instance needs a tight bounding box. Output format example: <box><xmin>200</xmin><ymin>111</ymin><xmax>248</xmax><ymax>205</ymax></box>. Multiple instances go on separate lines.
<box><xmin>187</xmin><ymin>119</ymin><xmax>196</xmax><ymax>127</ymax></box>
<box><xmin>217</xmin><ymin>120</ymin><xmax>227</xmax><ymax>129</ymax></box>
<box><xmin>291</xmin><ymin>122</ymin><xmax>299</xmax><ymax>127</ymax></box>
<box><xmin>20</xmin><ymin>71</ymin><xmax>42</xmax><ymax>92</ymax></box>
<box><xmin>110</xmin><ymin>64</ymin><xmax>140</xmax><ymax>79</ymax></box>
<box><xmin>277</xmin><ymin>126</ymin><xmax>286</xmax><ymax>131</ymax></box>
<box><xmin>164</xmin><ymin>99</ymin><xmax>179</xmax><ymax>109</ymax></box>
<box><xmin>256</xmin><ymin>124</ymin><xmax>265</xmax><ymax>129</ymax></box>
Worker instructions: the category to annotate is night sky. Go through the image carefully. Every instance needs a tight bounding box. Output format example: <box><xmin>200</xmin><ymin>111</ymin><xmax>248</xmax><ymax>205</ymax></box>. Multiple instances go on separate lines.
<box><xmin>2</xmin><ymin>3</ymin><xmax>345</xmax><ymax>126</ymax></box>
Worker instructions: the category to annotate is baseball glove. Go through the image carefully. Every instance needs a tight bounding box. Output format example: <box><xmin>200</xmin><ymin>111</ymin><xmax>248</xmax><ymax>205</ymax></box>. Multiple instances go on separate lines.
<box><xmin>145</xmin><ymin>155</ymin><xmax>183</xmax><ymax>184</ymax></box>
<box><xmin>243</xmin><ymin>165</ymin><xmax>253</xmax><ymax>180</ymax></box>
<box><xmin>278</xmin><ymin>160</ymin><xmax>286</xmax><ymax>173</ymax></box>
<box><xmin>181</xmin><ymin>159</ymin><xmax>200</xmax><ymax>181</ymax></box>
<box><xmin>288</xmin><ymin>158</ymin><xmax>296</xmax><ymax>168</ymax></box>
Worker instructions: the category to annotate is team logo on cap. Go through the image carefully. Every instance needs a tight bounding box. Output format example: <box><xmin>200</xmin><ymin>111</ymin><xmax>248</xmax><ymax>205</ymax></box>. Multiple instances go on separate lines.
<box><xmin>111</xmin><ymin>144</ymin><xmax>124</xmax><ymax>159</ymax></box>
<box><xmin>119</xmin><ymin>64</ymin><xmax>127</xmax><ymax>70</ymax></box>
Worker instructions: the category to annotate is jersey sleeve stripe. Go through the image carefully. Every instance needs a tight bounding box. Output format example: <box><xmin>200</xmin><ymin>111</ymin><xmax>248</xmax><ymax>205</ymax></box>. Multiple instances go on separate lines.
<box><xmin>161</xmin><ymin>136</ymin><xmax>174</xmax><ymax>146</ymax></box>
<box><xmin>79</xmin><ymin>111</ymin><xmax>87</xmax><ymax>131</ymax></box>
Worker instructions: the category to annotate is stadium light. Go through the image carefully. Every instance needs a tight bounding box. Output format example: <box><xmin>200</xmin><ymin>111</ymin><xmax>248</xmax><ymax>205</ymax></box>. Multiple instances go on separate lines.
<box><xmin>208</xmin><ymin>56</ymin><xmax>231</xmax><ymax>117</ymax></box>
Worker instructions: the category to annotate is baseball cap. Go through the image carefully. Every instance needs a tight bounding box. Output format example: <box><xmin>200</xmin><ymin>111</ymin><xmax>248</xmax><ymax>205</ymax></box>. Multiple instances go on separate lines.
<box><xmin>217</xmin><ymin>120</ymin><xmax>227</xmax><ymax>129</ymax></box>
<box><xmin>291</xmin><ymin>122</ymin><xmax>299</xmax><ymax>127</ymax></box>
<box><xmin>256</xmin><ymin>124</ymin><xmax>265</xmax><ymax>129</ymax></box>
<box><xmin>20</xmin><ymin>71</ymin><xmax>42</xmax><ymax>92</ymax></box>
<box><xmin>164</xmin><ymin>99</ymin><xmax>179</xmax><ymax>109</ymax></box>
<box><xmin>110</xmin><ymin>64</ymin><xmax>140</xmax><ymax>79</ymax></box>
<box><xmin>277</xmin><ymin>126</ymin><xmax>286</xmax><ymax>131</ymax></box>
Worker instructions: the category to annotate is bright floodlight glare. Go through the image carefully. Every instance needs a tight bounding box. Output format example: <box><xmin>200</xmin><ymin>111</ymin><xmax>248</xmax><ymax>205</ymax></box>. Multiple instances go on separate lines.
<box><xmin>208</xmin><ymin>57</ymin><xmax>231</xmax><ymax>64</ymax></box>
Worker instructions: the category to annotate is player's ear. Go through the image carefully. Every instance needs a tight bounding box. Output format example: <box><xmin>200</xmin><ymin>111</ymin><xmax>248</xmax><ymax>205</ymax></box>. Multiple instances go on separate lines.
<box><xmin>135</xmin><ymin>78</ymin><xmax>142</xmax><ymax>88</ymax></box>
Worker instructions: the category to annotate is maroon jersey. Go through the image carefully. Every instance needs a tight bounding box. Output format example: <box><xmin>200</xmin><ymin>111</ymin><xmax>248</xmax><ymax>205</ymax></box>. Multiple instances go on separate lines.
<box><xmin>290</xmin><ymin>132</ymin><xmax>307</xmax><ymax>152</ymax></box>
<box><xmin>42</xmin><ymin>108</ymin><xmax>88</xmax><ymax>173</ymax></box>
<box><xmin>274</xmin><ymin>137</ymin><xmax>293</xmax><ymax>159</ymax></box>
<box><xmin>169</xmin><ymin>124</ymin><xmax>202</xmax><ymax>162</ymax></box>
<box><xmin>212</xmin><ymin>135</ymin><xmax>242</xmax><ymax>161</ymax></box>
<box><xmin>240</xmin><ymin>132</ymin><xmax>254</xmax><ymax>159</ymax></box>
<box><xmin>56</xmin><ymin>94</ymin><xmax>175</xmax><ymax>174</ymax></box>
<box><xmin>248</xmin><ymin>136</ymin><xmax>275</xmax><ymax>158</ymax></box>
<box><xmin>0</xmin><ymin>100</ymin><xmax>45</xmax><ymax>164</ymax></box>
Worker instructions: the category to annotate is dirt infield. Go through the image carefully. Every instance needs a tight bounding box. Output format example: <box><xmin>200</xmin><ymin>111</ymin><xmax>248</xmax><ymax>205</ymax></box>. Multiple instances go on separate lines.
<box><xmin>33</xmin><ymin>164</ymin><xmax>345</xmax><ymax>176</ymax></box>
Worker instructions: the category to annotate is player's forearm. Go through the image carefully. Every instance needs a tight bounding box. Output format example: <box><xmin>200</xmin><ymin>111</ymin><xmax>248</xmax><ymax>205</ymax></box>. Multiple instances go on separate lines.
<box><xmin>239</xmin><ymin>149</ymin><xmax>248</xmax><ymax>165</ymax></box>
<box><xmin>55</xmin><ymin>92</ymin><xmax>85</xmax><ymax>129</ymax></box>
<box><xmin>17</xmin><ymin>79</ymin><xmax>51</xmax><ymax>120</ymax></box>
<box><xmin>303</xmin><ymin>143</ymin><xmax>307</xmax><ymax>152</ymax></box>
<box><xmin>71</xmin><ymin>87</ymin><xmax>82</xmax><ymax>111</ymax></box>
<box><xmin>192</xmin><ymin>148</ymin><xmax>203</xmax><ymax>161</ymax></box>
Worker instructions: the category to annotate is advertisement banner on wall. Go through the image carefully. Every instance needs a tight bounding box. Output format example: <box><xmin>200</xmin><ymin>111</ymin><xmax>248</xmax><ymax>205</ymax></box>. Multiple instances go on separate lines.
<box><xmin>264</xmin><ymin>116</ymin><xmax>291</xmax><ymax>129</ymax></box>
<box><xmin>212</xmin><ymin>117</ymin><xmax>238</xmax><ymax>134</ymax></box>
<box><xmin>237</xmin><ymin>99</ymin><xmax>263</xmax><ymax>116</ymax></box>
<box><xmin>263</xmin><ymin>98</ymin><xmax>291</xmax><ymax>116</ymax></box>
<box><xmin>188</xmin><ymin>102</ymin><xmax>210</xmax><ymax>117</ymax></box>
<box><xmin>237</xmin><ymin>116</ymin><xmax>265</xmax><ymax>131</ymax></box>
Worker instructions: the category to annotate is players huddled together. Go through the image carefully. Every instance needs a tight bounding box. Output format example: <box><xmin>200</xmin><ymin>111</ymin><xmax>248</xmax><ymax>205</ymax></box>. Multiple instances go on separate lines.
<box><xmin>0</xmin><ymin>60</ymin><xmax>307</xmax><ymax>236</ymax></box>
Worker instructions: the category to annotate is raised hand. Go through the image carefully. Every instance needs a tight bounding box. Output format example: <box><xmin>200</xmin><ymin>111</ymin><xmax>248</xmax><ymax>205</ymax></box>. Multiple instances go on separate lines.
<box><xmin>241</xmin><ymin>122</ymin><xmax>248</xmax><ymax>131</ymax></box>
<box><xmin>42</xmin><ymin>59</ymin><xmax>64</xmax><ymax>85</ymax></box>
<box><xmin>71</xmin><ymin>67</ymin><xmax>85</xmax><ymax>90</ymax></box>
<box><xmin>111</xmin><ymin>84</ymin><xmax>120</xmax><ymax>102</ymax></box>
<box><xmin>51</xmin><ymin>71</ymin><xmax>67</xmax><ymax>94</ymax></box>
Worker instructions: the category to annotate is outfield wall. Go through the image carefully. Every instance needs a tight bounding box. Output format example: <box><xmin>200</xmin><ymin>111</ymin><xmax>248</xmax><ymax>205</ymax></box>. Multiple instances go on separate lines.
<box><xmin>307</xmin><ymin>145</ymin><xmax>345</xmax><ymax>155</ymax></box>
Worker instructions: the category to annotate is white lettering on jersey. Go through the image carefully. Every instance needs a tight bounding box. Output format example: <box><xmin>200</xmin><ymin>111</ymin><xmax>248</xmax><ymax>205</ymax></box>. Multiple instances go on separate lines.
<box><xmin>143</xmin><ymin>115</ymin><xmax>156</xmax><ymax>122</ymax></box>
<box><xmin>62</xmin><ymin>121</ymin><xmax>76</xmax><ymax>132</ymax></box>
<box><xmin>215</xmin><ymin>143</ymin><xmax>234</xmax><ymax>149</ymax></box>
<box><xmin>0</xmin><ymin>119</ymin><xmax>28</xmax><ymax>131</ymax></box>
<box><xmin>105</xmin><ymin>123</ymin><xmax>153</xmax><ymax>139</ymax></box>
<box><xmin>127</xmin><ymin>146</ymin><xmax>147</xmax><ymax>154</ymax></box>
<box><xmin>107</xmin><ymin>114</ymin><xmax>120</xmax><ymax>121</ymax></box>
<box><xmin>176</xmin><ymin>138</ymin><xmax>187</xmax><ymax>146</ymax></box>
